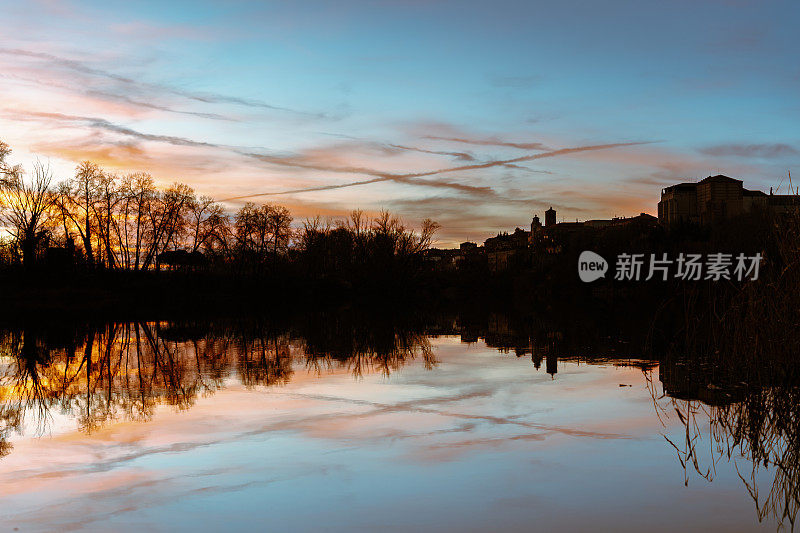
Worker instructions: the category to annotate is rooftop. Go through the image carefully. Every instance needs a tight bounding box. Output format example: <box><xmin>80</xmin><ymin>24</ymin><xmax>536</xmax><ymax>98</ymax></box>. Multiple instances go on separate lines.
<box><xmin>699</xmin><ymin>174</ymin><xmax>742</xmax><ymax>184</ymax></box>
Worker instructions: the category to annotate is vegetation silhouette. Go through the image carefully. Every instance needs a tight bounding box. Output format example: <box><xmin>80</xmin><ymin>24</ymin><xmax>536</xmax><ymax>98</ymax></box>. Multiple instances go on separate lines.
<box><xmin>2</xmin><ymin>138</ymin><xmax>800</xmax><ymax>529</ymax></box>
<box><xmin>0</xmin><ymin>140</ymin><xmax>442</xmax><ymax>313</ymax></box>
<box><xmin>650</xmin><ymin>365</ymin><xmax>800</xmax><ymax>530</ymax></box>
<box><xmin>641</xmin><ymin>203</ymin><xmax>800</xmax><ymax>530</ymax></box>
<box><xmin>0</xmin><ymin>138</ymin><xmax>797</xmax><ymax>328</ymax></box>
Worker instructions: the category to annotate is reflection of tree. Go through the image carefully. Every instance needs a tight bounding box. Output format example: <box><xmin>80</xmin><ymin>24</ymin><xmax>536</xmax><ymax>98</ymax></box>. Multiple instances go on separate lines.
<box><xmin>649</xmin><ymin>364</ymin><xmax>800</xmax><ymax>529</ymax></box>
<box><xmin>0</xmin><ymin>323</ymin><xmax>231</xmax><ymax>442</ymax></box>
<box><xmin>0</xmin><ymin>329</ymin><xmax>60</xmax><ymax>457</ymax></box>
<box><xmin>0</xmin><ymin>316</ymin><xmax>437</xmax><ymax>458</ymax></box>
<box><xmin>296</xmin><ymin>313</ymin><xmax>436</xmax><ymax>378</ymax></box>
<box><xmin>713</xmin><ymin>388</ymin><xmax>800</xmax><ymax>529</ymax></box>
<box><xmin>237</xmin><ymin>332</ymin><xmax>293</xmax><ymax>388</ymax></box>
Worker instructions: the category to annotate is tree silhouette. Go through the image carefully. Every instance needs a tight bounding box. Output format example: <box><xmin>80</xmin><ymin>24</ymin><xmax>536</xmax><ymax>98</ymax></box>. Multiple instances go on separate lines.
<box><xmin>0</xmin><ymin>159</ymin><xmax>55</xmax><ymax>267</ymax></box>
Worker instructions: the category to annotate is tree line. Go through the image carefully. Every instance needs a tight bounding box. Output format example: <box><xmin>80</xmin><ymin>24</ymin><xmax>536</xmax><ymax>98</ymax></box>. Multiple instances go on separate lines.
<box><xmin>0</xmin><ymin>141</ymin><xmax>439</xmax><ymax>277</ymax></box>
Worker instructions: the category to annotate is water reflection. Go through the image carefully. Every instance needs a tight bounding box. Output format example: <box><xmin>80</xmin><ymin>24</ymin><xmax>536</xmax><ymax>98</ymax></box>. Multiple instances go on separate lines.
<box><xmin>0</xmin><ymin>317</ymin><xmax>438</xmax><ymax>456</ymax></box>
<box><xmin>654</xmin><ymin>356</ymin><xmax>800</xmax><ymax>529</ymax></box>
<box><xmin>0</xmin><ymin>313</ymin><xmax>796</xmax><ymax>530</ymax></box>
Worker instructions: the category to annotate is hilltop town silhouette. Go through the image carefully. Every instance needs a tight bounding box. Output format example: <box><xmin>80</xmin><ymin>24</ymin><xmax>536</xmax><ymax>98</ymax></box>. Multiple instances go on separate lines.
<box><xmin>424</xmin><ymin>174</ymin><xmax>798</xmax><ymax>273</ymax></box>
<box><xmin>0</xmin><ymin>135</ymin><xmax>798</xmax><ymax>314</ymax></box>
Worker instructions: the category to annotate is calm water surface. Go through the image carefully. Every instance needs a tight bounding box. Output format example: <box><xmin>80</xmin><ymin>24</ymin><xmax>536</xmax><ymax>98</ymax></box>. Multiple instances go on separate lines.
<box><xmin>0</xmin><ymin>322</ymin><xmax>786</xmax><ymax>531</ymax></box>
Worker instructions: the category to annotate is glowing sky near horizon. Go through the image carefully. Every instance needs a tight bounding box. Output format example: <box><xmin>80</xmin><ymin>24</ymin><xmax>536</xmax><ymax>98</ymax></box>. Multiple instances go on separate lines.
<box><xmin>0</xmin><ymin>0</ymin><xmax>798</xmax><ymax>244</ymax></box>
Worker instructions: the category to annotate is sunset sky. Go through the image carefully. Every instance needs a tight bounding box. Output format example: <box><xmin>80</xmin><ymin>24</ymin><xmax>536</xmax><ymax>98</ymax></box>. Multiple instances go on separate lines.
<box><xmin>1</xmin><ymin>0</ymin><xmax>798</xmax><ymax>245</ymax></box>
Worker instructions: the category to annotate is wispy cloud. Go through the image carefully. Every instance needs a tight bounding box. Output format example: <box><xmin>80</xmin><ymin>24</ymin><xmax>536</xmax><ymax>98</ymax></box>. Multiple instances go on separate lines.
<box><xmin>699</xmin><ymin>143</ymin><xmax>799</xmax><ymax>159</ymax></box>
<box><xmin>3</xmin><ymin>106</ymin><xmax>655</xmax><ymax>223</ymax></box>
<box><xmin>501</xmin><ymin>163</ymin><xmax>553</xmax><ymax>174</ymax></box>
<box><xmin>4</xmin><ymin>110</ymin><xmax>225</xmax><ymax>149</ymax></box>
<box><xmin>82</xmin><ymin>89</ymin><xmax>235</xmax><ymax>121</ymax></box>
<box><xmin>424</xmin><ymin>135</ymin><xmax>550</xmax><ymax>151</ymax></box>
<box><xmin>387</xmin><ymin>143</ymin><xmax>475</xmax><ymax>161</ymax></box>
<box><xmin>487</xmin><ymin>74</ymin><xmax>541</xmax><ymax>88</ymax></box>
<box><xmin>228</xmin><ymin>141</ymin><xmax>654</xmax><ymax>200</ymax></box>
<box><xmin>2</xmin><ymin>72</ymin><xmax>234</xmax><ymax>121</ymax></box>
<box><xmin>4</xmin><ymin>108</ymin><xmax>502</xmax><ymax>197</ymax></box>
<box><xmin>0</xmin><ymin>48</ymin><xmax>328</xmax><ymax>118</ymax></box>
<box><xmin>316</xmin><ymin>133</ymin><xmax>476</xmax><ymax>161</ymax></box>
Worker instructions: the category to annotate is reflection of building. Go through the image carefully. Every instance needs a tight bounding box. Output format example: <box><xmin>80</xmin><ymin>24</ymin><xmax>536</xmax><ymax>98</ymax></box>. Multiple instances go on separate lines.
<box><xmin>658</xmin><ymin>357</ymin><xmax>745</xmax><ymax>406</ymax></box>
<box><xmin>546</xmin><ymin>353</ymin><xmax>557</xmax><ymax>376</ymax></box>
<box><xmin>658</xmin><ymin>174</ymin><xmax>800</xmax><ymax>225</ymax></box>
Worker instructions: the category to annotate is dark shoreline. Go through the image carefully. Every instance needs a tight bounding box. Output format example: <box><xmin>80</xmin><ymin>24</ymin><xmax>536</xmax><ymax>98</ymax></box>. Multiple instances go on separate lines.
<box><xmin>0</xmin><ymin>267</ymin><xmax>666</xmax><ymax>319</ymax></box>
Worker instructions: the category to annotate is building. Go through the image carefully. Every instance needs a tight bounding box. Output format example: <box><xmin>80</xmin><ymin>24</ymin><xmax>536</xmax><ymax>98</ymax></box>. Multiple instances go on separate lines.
<box><xmin>545</xmin><ymin>207</ymin><xmax>556</xmax><ymax>227</ymax></box>
<box><xmin>455</xmin><ymin>241</ymin><xmax>482</xmax><ymax>268</ymax></box>
<box><xmin>658</xmin><ymin>182</ymin><xmax>700</xmax><ymax>224</ymax></box>
<box><xmin>485</xmin><ymin>228</ymin><xmax>529</xmax><ymax>271</ymax></box>
<box><xmin>423</xmin><ymin>247</ymin><xmax>461</xmax><ymax>270</ymax></box>
<box><xmin>528</xmin><ymin>207</ymin><xmax>579</xmax><ymax>254</ymax></box>
<box><xmin>480</xmin><ymin>204</ymin><xmax>661</xmax><ymax>271</ymax></box>
<box><xmin>658</xmin><ymin>174</ymin><xmax>799</xmax><ymax>225</ymax></box>
<box><xmin>425</xmin><ymin>242</ymin><xmax>484</xmax><ymax>271</ymax></box>
<box><xmin>459</xmin><ymin>241</ymin><xmax>478</xmax><ymax>253</ymax></box>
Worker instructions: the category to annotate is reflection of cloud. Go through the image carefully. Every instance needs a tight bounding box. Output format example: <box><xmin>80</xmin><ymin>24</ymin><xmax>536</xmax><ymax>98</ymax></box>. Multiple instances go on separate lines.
<box><xmin>0</xmin><ymin>340</ymin><xmax>657</xmax><ymax>530</ymax></box>
<box><xmin>285</xmin><ymin>390</ymin><xmax>634</xmax><ymax>440</ymax></box>
<box><xmin>7</xmin><ymin>464</ymin><xmax>330</xmax><ymax>531</ymax></box>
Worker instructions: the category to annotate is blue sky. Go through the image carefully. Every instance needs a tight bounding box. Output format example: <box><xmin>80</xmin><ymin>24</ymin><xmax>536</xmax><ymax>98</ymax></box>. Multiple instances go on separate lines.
<box><xmin>1</xmin><ymin>0</ymin><xmax>797</xmax><ymax>244</ymax></box>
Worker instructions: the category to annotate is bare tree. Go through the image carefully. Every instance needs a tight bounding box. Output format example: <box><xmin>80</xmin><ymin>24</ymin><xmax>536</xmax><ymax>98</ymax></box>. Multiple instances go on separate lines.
<box><xmin>267</xmin><ymin>204</ymin><xmax>292</xmax><ymax>255</ymax></box>
<box><xmin>0</xmin><ymin>141</ymin><xmax>23</xmax><ymax>188</ymax></box>
<box><xmin>93</xmin><ymin>172</ymin><xmax>122</xmax><ymax>269</ymax></box>
<box><xmin>233</xmin><ymin>202</ymin><xmax>293</xmax><ymax>265</ymax></box>
<box><xmin>56</xmin><ymin>161</ymin><xmax>103</xmax><ymax>268</ymax></box>
<box><xmin>188</xmin><ymin>195</ymin><xmax>228</xmax><ymax>253</ymax></box>
<box><xmin>121</xmin><ymin>173</ymin><xmax>157</xmax><ymax>270</ymax></box>
<box><xmin>141</xmin><ymin>183</ymin><xmax>194</xmax><ymax>269</ymax></box>
<box><xmin>0</xmin><ymin>161</ymin><xmax>56</xmax><ymax>267</ymax></box>
<box><xmin>416</xmin><ymin>218</ymin><xmax>441</xmax><ymax>253</ymax></box>
<box><xmin>347</xmin><ymin>209</ymin><xmax>367</xmax><ymax>238</ymax></box>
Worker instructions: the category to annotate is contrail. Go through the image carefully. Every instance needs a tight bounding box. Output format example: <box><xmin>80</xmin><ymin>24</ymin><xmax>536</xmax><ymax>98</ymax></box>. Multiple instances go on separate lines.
<box><xmin>220</xmin><ymin>142</ymin><xmax>652</xmax><ymax>201</ymax></box>
<box><xmin>3</xmin><ymin>106</ymin><xmax>653</xmax><ymax>202</ymax></box>
<box><xmin>424</xmin><ymin>135</ymin><xmax>550</xmax><ymax>151</ymax></box>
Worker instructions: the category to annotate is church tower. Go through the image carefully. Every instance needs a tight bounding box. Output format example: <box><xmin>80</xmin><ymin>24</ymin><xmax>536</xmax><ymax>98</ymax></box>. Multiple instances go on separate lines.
<box><xmin>545</xmin><ymin>207</ymin><xmax>556</xmax><ymax>227</ymax></box>
<box><xmin>530</xmin><ymin>214</ymin><xmax>541</xmax><ymax>234</ymax></box>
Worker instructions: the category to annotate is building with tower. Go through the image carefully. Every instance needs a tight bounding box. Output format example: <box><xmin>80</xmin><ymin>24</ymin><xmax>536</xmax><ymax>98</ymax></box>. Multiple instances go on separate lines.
<box><xmin>545</xmin><ymin>207</ymin><xmax>557</xmax><ymax>227</ymax></box>
<box><xmin>658</xmin><ymin>174</ymin><xmax>799</xmax><ymax>225</ymax></box>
